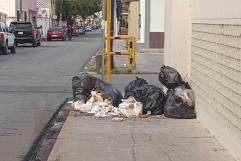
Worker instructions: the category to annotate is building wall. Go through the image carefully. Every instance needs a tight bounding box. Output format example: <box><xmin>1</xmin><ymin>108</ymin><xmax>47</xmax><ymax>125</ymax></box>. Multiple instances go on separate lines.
<box><xmin>37</xmin><ymin>0</ymin><xmax>56</xmax><ymax>37</ymax></box>
<box><xmin>0</xmin><ymin>0</ymin><xmax>16</xmax><ymax>24</ymax></box>
<box><xmin>136</xmin><ymin>0</ymin><xmax>150</xmax><ymax>49</ymax></box>
<box><xmin>128</xmin><ymin>1</ymin><xmax>140</xmax><ymax>40</ymax></box>
<box><xmin>138</xmin><ymin>0</ymin><xmax>146</xmax><ymax>44</ymax></box>
<box><xmin>191</xmin><ymin>0</ymin><xmax>241</xmax><ymax>160</ymax></box>
<box><xmin>150</xmin><ymin>0</ymin><xmax>165</xmax><ymax>48</ymax></box>
<box><xmin>165</xmin><ymin>0</ymin><xmax>241</xmax><ymax>160</ymax></box>
<box><xmin>0</xmin><ymin>12</ymin><xmax>7</xmax><ymax>23</ymax></box>
<box><xmin>15</xmin><ymin>0</ymin><xmax>37</xmax><ymax>22</ymax></box>
<box><xmin>164</xmin><ymin>0</ymin><xmax>192</xmax><ymax>80</ymax></box>
<box><xmin>0</xmin><ymin>0</ymin><xmax>16</xmax><ymax>17</ymax></box>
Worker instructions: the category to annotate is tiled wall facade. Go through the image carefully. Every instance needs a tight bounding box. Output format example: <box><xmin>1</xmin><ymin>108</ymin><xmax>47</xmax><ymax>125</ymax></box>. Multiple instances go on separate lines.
<box><xmin>191</xmin><ymin>23</ymin><xmax>241</xmax><ymax>143</ymax></box>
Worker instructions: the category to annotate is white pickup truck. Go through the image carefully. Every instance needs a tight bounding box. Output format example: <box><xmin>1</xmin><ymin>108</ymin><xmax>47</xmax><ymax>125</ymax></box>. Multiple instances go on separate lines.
<box><xmin>0</xmin><ymin>22</ymin><xmax>16</xmax><ymax>55</ymax></box>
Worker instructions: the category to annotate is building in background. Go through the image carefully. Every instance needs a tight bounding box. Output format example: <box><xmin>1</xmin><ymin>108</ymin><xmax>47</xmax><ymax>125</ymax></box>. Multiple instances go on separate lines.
<box><xmin>117</xmin><ymin>0</ymin><xmax>165</xmax><ymax>49</ymax></box>
<box><xmin>16</xmin><ymin>0</ymin><xmax>37</xmax><ymax>23</ymax></box>
<box><xmin>36</xmin><ymin>0</ymin><xmax>56</xmax><ymax>37</ymax></box>
<box><xmin>164</xmin><ymin>1</ymin><xmax>241</xmax><ymax>161</ymax></box>
<box><xmin>0</xmin><ymin>0</ymin><xmax>16</xmax><ymax>25</ymax></box>
<box><xmin>0</xmin><ymin>12</ymin><xmax>7</xmax><ymax>23</ymax></box>
<box><xmin>0</xmin><ymin>0</ymin><xmax>37</xmax><ymax>25</ymax></box>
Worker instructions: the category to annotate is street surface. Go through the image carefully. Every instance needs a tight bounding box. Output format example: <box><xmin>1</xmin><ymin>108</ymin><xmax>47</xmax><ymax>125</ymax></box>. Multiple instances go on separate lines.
<box><xmin>0</xmin><ymin>31</ymin><xmax>101</xmax><ymax>161</ymax></box>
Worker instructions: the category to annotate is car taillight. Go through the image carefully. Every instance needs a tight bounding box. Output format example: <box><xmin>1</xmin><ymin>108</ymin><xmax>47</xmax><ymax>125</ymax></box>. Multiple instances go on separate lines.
<box><xmin>32</xmin><ymin>30</ymin><xmax>37</xmax><ymax>37</ymax></box>
<box><xmin>0</xmin><ymin>33</ymin><xmax>4</xmax><ymax>40</ymax></box>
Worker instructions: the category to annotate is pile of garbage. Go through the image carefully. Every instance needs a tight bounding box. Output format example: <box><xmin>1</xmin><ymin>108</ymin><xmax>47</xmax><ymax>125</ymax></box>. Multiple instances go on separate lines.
<box><xmin>70</xmin><ymin>66</ymin><xmax>196</xmax><ymax>120</ymax></box>
<box><xmin>71</xmin><ymin>73</ymin><xmax>143</xmax><ymax>119</ymax></box>
<box><xmin>159</xmin><ymin>66</ymin><xmax>196</xmax><ymax>119</ymax></box>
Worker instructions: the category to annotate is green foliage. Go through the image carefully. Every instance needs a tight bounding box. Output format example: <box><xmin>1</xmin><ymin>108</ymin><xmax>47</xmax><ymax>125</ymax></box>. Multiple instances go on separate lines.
<box><xmin>56</xmin><ymin>0</ymin><xmax>102</xmax><ymax>21</ymax></box>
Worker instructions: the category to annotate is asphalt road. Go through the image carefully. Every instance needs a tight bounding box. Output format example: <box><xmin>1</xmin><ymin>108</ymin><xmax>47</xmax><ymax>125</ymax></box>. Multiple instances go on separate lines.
<box><xmin>0</xmin><ymin>31</ymin><xmax>101</xmax><ymax>161</ymax></box>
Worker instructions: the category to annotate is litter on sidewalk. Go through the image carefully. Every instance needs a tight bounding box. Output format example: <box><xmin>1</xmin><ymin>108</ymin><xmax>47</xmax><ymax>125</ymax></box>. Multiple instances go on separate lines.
<box><xmin>71</xmin><ymin>73</ymin><xmax>143</xmax><ymax>119</ymax></box>
<box><xmin>72</xmin><ymin>73</ymin><xmax>123</xmax><ymax>106</ymax></box>
<box><xmin>125</xmin><ymin>77</ymin><xmax>166</xmax><ymax>115</ymax></box>
<box><xmin>71</xmin><ymin>90</ymin><xmax>143</xmax><ymax>118</ymax></box>
<box><xmin>158</xmin><ymin>65</ymin><xmax>196</xmax><ymax>119</ymax></box>
<box><xmin>71</xmin><ymin>69</ymin><xmax>196</xmax><ymax>120</ymax></box>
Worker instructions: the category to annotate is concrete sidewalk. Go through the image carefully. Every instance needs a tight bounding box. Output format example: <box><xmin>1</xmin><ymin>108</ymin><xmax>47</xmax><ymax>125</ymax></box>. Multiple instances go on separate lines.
<box><xmin>114</xmin><ymin>52</ymin><xmax>164</xmax><ymax>73</ymax></box>
<box><xmin>47</xmin><ymin>74</ymin><xmax>236</xmax><ymax>161</ymax></box>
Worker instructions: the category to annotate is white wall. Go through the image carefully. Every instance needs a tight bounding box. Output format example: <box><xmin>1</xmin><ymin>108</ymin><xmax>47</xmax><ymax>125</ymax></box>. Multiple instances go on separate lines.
<box><xmin>164</xmin><ymin>0</ymin><xmax>192</xmax><ymax>80</ymax></box>
<box><xmin>138</xmin><ymin>0</ymin><xmax>145</xmax><ymax>43</ymax></box>
<box><xmin>150</xmin><ymin>0</ymin><xmax>165</xmax><ymax>32</ymax></box>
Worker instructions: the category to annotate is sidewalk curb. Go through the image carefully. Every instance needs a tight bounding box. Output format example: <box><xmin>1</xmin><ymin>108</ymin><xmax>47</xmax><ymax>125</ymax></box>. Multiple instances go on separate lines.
<box><xmin>47</xmin><ymin>115</ymin><xmax>72</xmax><ymax>161</ymax></box>
<box><xmin>23</xmin><ymin>98</ymin><xmax>69</xmax><ymax>161</ymax></box>
<box><xmin>82</xmin><ymin>47</ymin><xmax>102</xmax><ymax>73</ymax></box>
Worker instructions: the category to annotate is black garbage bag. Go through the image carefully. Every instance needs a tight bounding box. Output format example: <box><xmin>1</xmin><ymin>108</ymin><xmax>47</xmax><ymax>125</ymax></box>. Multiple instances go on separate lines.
<box><xmin>95</xmin><ymin>80</ymin><xmax>123</xmax><ymax>107</ymax></box>
<box><xmin>72</xmin><ymin>73</ymin><xmax>98</xmax><ymax>101</ymax></box>
<box><xmin>159</xmin><ymin>65</ymin><xmax>183</xmax><ymax>89</ymax></box>
<box><xmin>124</xmin><ymin>77</ymin><xmax>148</xmax><ymax>97</ymax></box>
<box><xmin>125</xmin><ymin>84</ymin><xmax>166</xmax><ymax>115</ymax></box>
<box><xmin>72</xmin><ymin>73</ymin><xmax>123</xmax><ymax>106</ymax></box>
<box><xmin>164</xmin><ymin>90</ymin><xmax>196</xmax><ymax>119</ymax></box>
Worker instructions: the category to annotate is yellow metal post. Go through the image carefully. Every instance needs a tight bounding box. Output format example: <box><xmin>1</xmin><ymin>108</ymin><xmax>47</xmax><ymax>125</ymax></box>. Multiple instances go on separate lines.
<box><xmin>106</xmin><ymin>0</ymin><xmax>112</xmax><ymax>83</ymax></box>
<box><xmin>133</xmin><ymin>37</ymin><xmax>136</xmax><ymax>69</ymax></box>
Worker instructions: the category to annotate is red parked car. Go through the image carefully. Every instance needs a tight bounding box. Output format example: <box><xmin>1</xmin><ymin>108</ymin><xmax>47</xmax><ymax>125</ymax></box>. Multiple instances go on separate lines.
<box><xmin>47</xmin><ymin>27</ymin><xmax>67</xmax><ymax>41</ymax></box>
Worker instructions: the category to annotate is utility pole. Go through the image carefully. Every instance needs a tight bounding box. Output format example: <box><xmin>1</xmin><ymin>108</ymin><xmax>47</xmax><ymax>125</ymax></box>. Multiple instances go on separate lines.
<box><xmin>20</xmin><ymin>0</ymin><xmax>23</xmax><ymax>21</ymax></box>
<box><xmin>106</xmin><ymin>0</ymin><xmax>112</xmax><ymax>83</ymax></box>
<box><xmin>60</xmin><ymin>0</ymin><xmax>63</xmax><ymax>26</ymax></box>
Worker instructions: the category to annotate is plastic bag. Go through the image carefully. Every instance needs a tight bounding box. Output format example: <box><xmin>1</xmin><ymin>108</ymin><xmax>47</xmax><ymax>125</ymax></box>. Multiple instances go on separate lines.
<box><xmin>95</xmin><ymin>79</ymin><xmax>123</xmax><ymax>107</ymax></box>
<box><xmin>72</xmin><ymin>73</ymin><xmax>98</xmax><ymax>101</ymax></box>
<box><xmin>159</xmin><ymin>65</ymin><xmax>183</xmax><ymax>89</ymax></box>
<box><xmin>118</xmin><ymin>97</ymin><xmax>143</xmax><ymax>117</ymax></box>
<box><xmin>124</xmin><ymin>77</ymin><xmax>148</xmax><ymax>97</ymax></box>
<box><xmin>72</xmin><ymin>73</ymin><xmax>123</xmax><ymax>107</ymax></box>
<box><xmin>125</xmin><ymin>84</ymin><xmax>166</xmax><ymax>115</ymax></box>
<box><xmin>175</xmin><ymin>86</ymin><xmax>195</xmax><ymax>107</ymax></box>
<box><xmin>164</xmin><ymin>89</ymin><xmax>196</xmax><ymax>119</ymax></box>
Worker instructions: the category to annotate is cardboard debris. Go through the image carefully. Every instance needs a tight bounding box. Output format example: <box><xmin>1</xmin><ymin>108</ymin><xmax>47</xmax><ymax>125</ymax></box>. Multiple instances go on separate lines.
<box><xmin>71</xmin><ymin>91</ymin><xmax>143</xmax><ymax>119</ymax></box>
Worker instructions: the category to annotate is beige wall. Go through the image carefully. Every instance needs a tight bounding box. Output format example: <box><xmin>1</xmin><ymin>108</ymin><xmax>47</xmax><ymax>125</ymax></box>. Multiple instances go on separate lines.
<box><xmin>193</xmin><ymin>0</ymin><xmax>241</xmax><ymax>20</ymax></box>
<box><xmin>191</xmin><ymin>0</ymin><xmax>241</xmax><ymax>160</ymax></box>
<box><xmin>165</xmin><ymin>0</ymin><xmax>241</xmax><ymax>160</ymax></box>
<box><xmin>164</xmin><ymin>0</ymin><xmax>192</xmax><ymax>80</ymax></box>
<box><xmin>128</xmin><ymin>1</ymin><xmax>140</xmax><ymax>40</ymax></box>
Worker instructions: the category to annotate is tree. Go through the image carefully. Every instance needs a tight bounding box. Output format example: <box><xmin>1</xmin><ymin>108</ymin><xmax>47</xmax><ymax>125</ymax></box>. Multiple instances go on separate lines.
<box><xmin>56</xmin><ymin>0</ymin><xmax>102</xmax><ymax>21</ymax></box>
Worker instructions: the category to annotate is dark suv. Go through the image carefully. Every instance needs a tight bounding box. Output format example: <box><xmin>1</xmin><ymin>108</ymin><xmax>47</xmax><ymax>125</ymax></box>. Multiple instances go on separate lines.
<box><xmin>9</xmin><ymin>21</ymin><xmax>41</xmax><ymax>47</ymax></box>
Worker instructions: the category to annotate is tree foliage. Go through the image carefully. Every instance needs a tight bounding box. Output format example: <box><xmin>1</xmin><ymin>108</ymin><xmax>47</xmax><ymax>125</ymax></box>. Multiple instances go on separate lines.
<box><xmin>56</xmin><ymin>0</ymin><xmax>102</xmax><ymax>21</ymax></box>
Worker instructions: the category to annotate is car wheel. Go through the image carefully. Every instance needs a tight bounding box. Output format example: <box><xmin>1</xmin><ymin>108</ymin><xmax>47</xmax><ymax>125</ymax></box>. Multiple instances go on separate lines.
<box><xmin>32</xmin><ymin>40</ymin><xmax>37</xmax><ymax>47</ymax></box>
<box><xmin>3</xmin><ymin>42</ymin><xmax>9</xmax><ymax>55</ymax></box>
<box><xmin>10</xmin><ymin>42</ymin><xmax>16</xmax><ymax>54</ymax></box>
<box><xmin>47</xmin><ymin>38</ymin><xmax>51</xmax><ymax>41</ymax></box>
<box><xmin>15</xmin><ymin>42</ymin><xmax>18</xmax><ymax>47</ymax></box>
<box><xmin>37</xmin><ymin>40</ymin><xmax>41</xmax><ymax>46</ymax></box>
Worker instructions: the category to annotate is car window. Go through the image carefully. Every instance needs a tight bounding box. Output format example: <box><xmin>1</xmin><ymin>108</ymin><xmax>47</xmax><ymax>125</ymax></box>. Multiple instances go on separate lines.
<box><xmin>10</xmin><ymin>23</ymin><xmax>32</xmax><ymax>30</ymax></box>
